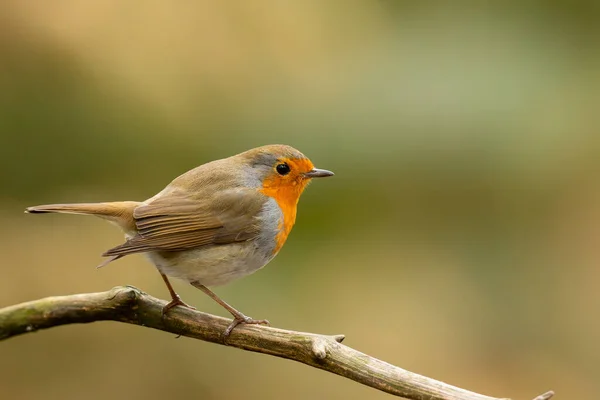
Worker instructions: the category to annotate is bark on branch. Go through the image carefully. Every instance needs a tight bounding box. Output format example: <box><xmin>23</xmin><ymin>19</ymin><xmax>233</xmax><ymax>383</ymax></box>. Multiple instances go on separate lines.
<box><xmin>0</xmin><ymin>286</ymin><xmax>553</xmax><ymax>400</ymax></box>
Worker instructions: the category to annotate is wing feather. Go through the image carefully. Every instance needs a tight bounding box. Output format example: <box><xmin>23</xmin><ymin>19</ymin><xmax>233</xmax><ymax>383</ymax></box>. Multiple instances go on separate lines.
<box><xmin>103</xmin><ymin>187</ymin><xmax>266</xmax><ymax>257</ymax></box>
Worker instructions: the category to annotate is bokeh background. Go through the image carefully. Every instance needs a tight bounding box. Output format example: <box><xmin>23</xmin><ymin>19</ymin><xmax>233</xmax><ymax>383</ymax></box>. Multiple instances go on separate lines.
<box><xmin>1</xmin><ymin>1</ymin><xmax>599</xmax><ymax>399</ymax></box>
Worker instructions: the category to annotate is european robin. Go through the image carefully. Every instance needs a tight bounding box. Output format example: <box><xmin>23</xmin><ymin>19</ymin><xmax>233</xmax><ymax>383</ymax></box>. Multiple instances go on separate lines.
<box><xmin>26</xmin><ymin>144</ymin><xmax>333</xmax><ymax>336</ymax></box>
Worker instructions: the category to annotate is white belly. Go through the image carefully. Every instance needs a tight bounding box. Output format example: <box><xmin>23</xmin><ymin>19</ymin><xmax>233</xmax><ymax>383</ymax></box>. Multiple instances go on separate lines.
<box><xmin>145</xmin><ymin>241</ymin><xmax>275</xmax><ymax>287</ymax></box>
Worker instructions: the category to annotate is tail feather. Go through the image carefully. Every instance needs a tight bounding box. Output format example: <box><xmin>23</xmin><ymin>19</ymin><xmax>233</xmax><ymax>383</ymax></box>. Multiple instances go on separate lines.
<box><xmin>96</xmin><ymin>255</ymin><xmax>123</xmax><ymax>269</ymax></box>
<box><xmin>26</xmin><ymin>201</ymin><xmax>141</xmax><ymax>234</ymax></box>
<box><xmin>26</xmin><ymin>203</ymin><xmax>86</xmax><ymax>214</ymax></box>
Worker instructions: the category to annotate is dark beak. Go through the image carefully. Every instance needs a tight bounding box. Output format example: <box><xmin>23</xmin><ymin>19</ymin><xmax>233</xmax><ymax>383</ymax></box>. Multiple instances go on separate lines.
<box><xmin>303</xmin><ymin>168</ymin><xmax>334</xmax><ymax>178</ymax></box>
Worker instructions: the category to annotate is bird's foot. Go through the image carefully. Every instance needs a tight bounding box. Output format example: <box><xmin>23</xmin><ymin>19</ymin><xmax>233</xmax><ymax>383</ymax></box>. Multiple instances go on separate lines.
<box><xmin>162</xmin><ymin>296</ymin><xmax>196</xmax><ymax>316</ymax></box>
<box><xmin>223</xmin><ymin>314</ymin><xmax>270</xmax><ymax>340</ymax></box>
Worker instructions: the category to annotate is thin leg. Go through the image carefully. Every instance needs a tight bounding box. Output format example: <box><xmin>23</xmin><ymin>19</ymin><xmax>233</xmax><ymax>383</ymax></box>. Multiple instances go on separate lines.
<box><xmin>160</xmin><ymin>273</ymin><xmax>196</xmax><ymax>315</ymax></box>
<box><xmin>190</xmin><ymin>281</ymin><xmax>269</xmax><ymax>338</ymax></box>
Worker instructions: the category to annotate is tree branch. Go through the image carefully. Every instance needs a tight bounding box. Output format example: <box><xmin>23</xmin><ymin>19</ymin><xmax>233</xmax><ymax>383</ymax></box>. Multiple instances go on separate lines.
<box><xmin>0</xmin><ymin>286</ymin><xmax>553</xmax><ymax>400</ymax></box>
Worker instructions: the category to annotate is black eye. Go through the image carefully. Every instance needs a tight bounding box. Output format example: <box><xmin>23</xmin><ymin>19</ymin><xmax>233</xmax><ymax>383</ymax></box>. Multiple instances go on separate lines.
<box><xmin>276</xmin><ymin>163</ymin><xmax>291</xmax><ymax>175</ymax></box>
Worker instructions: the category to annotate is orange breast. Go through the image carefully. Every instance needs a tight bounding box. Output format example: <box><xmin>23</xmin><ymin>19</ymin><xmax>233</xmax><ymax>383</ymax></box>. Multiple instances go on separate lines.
<box><xmin>260</xmin><ymin>179</ymin><xmax>312</xmax><ymax>253</ymax></box>
<box><xmin>259</xmin><ymin>157</ymin><xmax>314</xmax><ymax>253</ymax></box>
<box><xmin>260</xmin><ymin>185</ymin><xmax>299</xmax><ymax>253</ymax></box>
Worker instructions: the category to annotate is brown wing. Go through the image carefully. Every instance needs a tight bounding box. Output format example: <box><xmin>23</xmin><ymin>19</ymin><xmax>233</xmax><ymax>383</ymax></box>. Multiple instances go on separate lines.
<box><xmin>102</xmin><ymin>187</ymin><xmax>266</xmax><ymax>257</ymax></box>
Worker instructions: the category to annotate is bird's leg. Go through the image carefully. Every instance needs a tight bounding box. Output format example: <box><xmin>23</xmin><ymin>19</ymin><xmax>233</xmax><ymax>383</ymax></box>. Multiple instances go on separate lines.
<box><xmin>160</xmin><ymin>273</ymin><xmax>196</xmax><ymax>315</ymax></box>
<box><xmin>190</xmin><ymin>281</ymin><xmax>269</xmax><ymax>338</ymax></box>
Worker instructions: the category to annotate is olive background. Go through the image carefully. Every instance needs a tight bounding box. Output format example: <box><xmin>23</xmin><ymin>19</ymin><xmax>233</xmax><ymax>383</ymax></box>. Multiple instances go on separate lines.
<box><xmin>1</xmin><ymin>2</ymin><xmax>599</xmax><ymax>399</ymax></box>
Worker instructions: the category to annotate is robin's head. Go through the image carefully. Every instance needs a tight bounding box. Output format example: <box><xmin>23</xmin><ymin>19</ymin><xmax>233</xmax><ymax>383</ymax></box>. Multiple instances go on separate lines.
<box><xmin>235</xmin><ymin>144</ymin><xmax>333</xmax><ymax>252</ymax></box>
<box><xmin>240</xmin><ymin>144</ymin><xmax>333</xmax><ymax>197</ymax></box>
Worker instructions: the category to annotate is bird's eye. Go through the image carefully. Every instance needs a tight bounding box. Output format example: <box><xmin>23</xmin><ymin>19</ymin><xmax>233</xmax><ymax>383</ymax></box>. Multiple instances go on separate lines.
<box><xmin>276</xmin><ymin>163</ymin><xmax>291</xmax><ymax>176</ymax></box>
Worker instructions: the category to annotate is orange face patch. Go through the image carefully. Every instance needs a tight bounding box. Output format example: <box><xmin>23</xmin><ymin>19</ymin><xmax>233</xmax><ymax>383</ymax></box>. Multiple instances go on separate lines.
<box><xmin>260</xmin><ymin>157</ymin><xmax>314</xmax><ymax>253</ymax></box>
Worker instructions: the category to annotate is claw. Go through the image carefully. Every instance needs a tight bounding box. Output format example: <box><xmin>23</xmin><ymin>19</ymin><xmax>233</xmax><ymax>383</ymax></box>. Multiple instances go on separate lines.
<box><xmin>162</xmin><ymin>297</ymin><xmax>196</xmax><ymax>316</ymax></box>
<box><xmin>223</xmin><ymin>315</ymin><xmax>270</xmax><ymax>340</ymax></box>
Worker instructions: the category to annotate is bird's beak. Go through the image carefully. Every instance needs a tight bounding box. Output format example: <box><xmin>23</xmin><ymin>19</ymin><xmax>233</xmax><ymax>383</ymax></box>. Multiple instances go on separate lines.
<box><xmin>303</xmin><ymin>168</ymin><xmax>334</xmax><ymax>178</ymax></box>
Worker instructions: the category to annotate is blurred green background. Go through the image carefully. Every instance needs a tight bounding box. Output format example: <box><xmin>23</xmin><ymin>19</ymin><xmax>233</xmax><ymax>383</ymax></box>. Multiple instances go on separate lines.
<box><xmin>1</xmin><ymin>1</ymin><xmax>599</xmax><ymax>399</ymax></box>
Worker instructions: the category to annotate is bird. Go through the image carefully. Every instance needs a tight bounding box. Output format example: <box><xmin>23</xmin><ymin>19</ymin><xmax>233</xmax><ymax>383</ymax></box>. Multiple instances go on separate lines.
<box><xmin>26</xmin><ymin>144</ymin><xmax>334</xmax><ymax>337</ymax></box>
